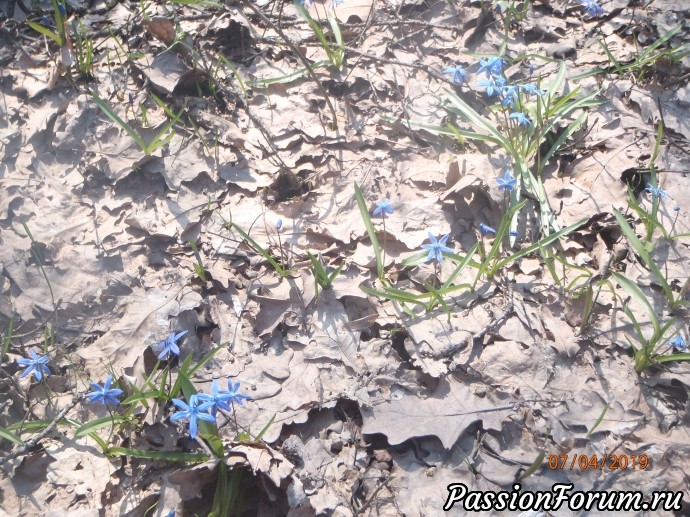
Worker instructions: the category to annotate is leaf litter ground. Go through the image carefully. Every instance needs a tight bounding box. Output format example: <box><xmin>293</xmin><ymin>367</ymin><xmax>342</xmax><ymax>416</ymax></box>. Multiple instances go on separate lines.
<box><xmin>1</xmin><ymin>0</ymin><xmax>690</xmax><ymax>515</ymax></box>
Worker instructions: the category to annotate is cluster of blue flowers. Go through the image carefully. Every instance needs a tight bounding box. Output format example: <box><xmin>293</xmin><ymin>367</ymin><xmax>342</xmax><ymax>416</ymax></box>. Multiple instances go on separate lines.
<box><xmin>172</xmin><ymin>379</ymin><xmax>251</xmax><ymax>439</ymax></box>
<box><xmin>444</xmin><ymin>56</ymin><xmax>544</xmax><ymax>130</ymax></box>
<box><xmin>671</xmin><ymin>335</ymin><xmax>687</xmax><ymax>352</ymax></box>
<box><xmin>579</xmin><ymin>0</ymin><xmax>605</xmax><ymax>18</ymax></box>
<box><xmin>16</xmin><ymin>331</ymin><xmax>251</xmax><ymax>440</ymax></box>
<box><xmin>645</xmin><ymin>182</ymin><xmax>680</xmax><ymax>212</ymax></box>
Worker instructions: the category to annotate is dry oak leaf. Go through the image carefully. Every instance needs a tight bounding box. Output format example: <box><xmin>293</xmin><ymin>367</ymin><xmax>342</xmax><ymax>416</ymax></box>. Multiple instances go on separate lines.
<box><xmin>361</xmin><ymin>376</ymin><xmax>515</xmax><ymax>449</ymax></box>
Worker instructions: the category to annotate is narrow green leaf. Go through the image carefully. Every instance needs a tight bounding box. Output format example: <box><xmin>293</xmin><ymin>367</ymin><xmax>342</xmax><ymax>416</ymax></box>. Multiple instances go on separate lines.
<box><xmin>655</xmin><ymin>353</ymin><xmax>690</xmax><ymax>364</ymax></box>
<box><xmin>611</xmin><ymin>271</ymin><xmax>660</xmax><ymax>335</ymax></box>
<box><xmin>92</xmin><ymin>91</ymin><xmax>148</xmax><ymax>151</ymax></box>
<box><xmin>0</xmin><ymin>427</ymin><xmax>25</xmax><ymax>446</ymax></box>
<box><xmin>585</xmin><ymin>402</ymin><xmax>609</xmax><ymax>440</ymax></box>
<box><xmin>613</xmin><ymin>208</ymin><xmax>674</xmax><ymax>303</ymax></box>
<box><xmin>254</xmin><ymin>413</ymin><xmax>276</xmax><ymax>441</ymax></box>
<box><xmin>121</xmin><ymin>390</ymin><xmax>160</xmax><ymax>405</ymax></box>
<box><xmin>538</xmin><ymin>111</ymin><xmax>587</xmax><ymax>176</ymax></box>
<box><xmin>27</xmin><ymin>21</ymin><xmax>62</xmax><ymax>45</ymax></box>
<box><xmin>107</xmin><ymin>446</ymin><xmax>209</xmax><ymax>462</ymax></box>
<box><xmin>187</xmin><ymin>346</ymin><xmax>224</xmax><ymax>377</ymax></box>
<box><xmin>443</xmin><ymin>89</ymin><xmax>512</xmax><ymax>151</ymax></box>
<box><xmin>492</xmin><ymin>217</ymin><xmax>587</xmax><ymax>272</ymax></box>
<box><xmin>247</xmin><ymin>61</ymin><xmax>330</xmax><ymax>87</ymax></box>
<box><xmin>231</xmin><ymin>222</ymin><xmax>286</xmax><ymax>276</ymax></box>
<box><xmin>519</xmin><ymin>450</ymin><xmax>546</xmax><ymax>480</ymax></box>
<box><xmin>598</xmin><ymin>40</ymin><xmax>624</xmax><ymax>75</ymax></box>
<box><xmin>354</xmin><ymin>183</ymin><xmax>383</xmax><ymax>279</ymax></box>
<box><xmin>75</xmin><ymin>415</ymin><xmax>124</xmax><ymax>437</ymax></box>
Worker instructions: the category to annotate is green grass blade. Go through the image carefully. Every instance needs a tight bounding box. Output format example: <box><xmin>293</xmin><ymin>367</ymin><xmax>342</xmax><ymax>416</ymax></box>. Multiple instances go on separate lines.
<box><xmin>519</xmin><ymin>450</ymin><xmax>546</xmax><ymax>480</ymax></box>
<box><xmin>75</xmin><ymin>416</ymin><xmax>124</xmax><ymax>437</ymax></box>
<box><xmin>538</xmin><ymin>111</ymin><xmax>587</xmax><ymax>176</ymax></box>
<box><xmin>107</xmin><ymin>446</ymin><xmax>208</xmax><ymax>462</ymax></box>
<box><xmin>655</xmin><ymin>353</ymin><xmax>690</xmax><ymax>364</ymax></box>
<box><xmin>27</xmin><ymin>21</ymin><xmax>62</xmax><ymax>45</ymax></box>
<box><xmin>121</xmin><ymin>390</ymin><xmax>159</xmax><ymax>405</ymax></box>
<box><xmin>598</xmin><ymin>40</ymin><xmax>624</xmax><ymax>75</ymax></box>
<box><xmin>354</xmin><ymin>183</ymin><xmax>383</xmax><ymax>279</ymax></box>
<box><xmin>492</xmin><ymin>217</ymin><xmax>587</xmax><ymax>272</ymax></box>
<box><xmin>186</xmin><ymin>345</ymin><xmax>224</xmax><ymax>377</ymax></box>
<box><xmin>613</xmin><ymin>208</ymin><xmax>674</xmax><ymax>303</ymax></box>
<box><xmin>611</xmin><ymin>271</ymin><xmax>660</xmax><ymax>335</ymax></box>
<box><xmin>92</xmin><ymin>91</ymin><xmax>148</xmax><ymax>151</ymax></box>
<box><xmin>6</xmin><ymin>418</ymin><xmax>77</xmax><ymax>433</ymax></box>
<box><xmin>443</xmin><ymin>89</ymin><xmax>512</xmax><ymax>150</ymax></box>
<box><xmin>247</xmin><ymin>61</ymin><xmax>330</xmax><ymax>87</ymax></box>
<box><xmin>0</xmin><ymin>427</ymin><xmax>25</xmax><ymax>445</ymax></box>
<box><xmin>585</xmin><ymin>402</ymin><xmax>609</xmax><ymax>440</ymax></box>
<box><xmin>231</xmin><ymin>223</ymin><xmax>286</xmax><ymax>276</ymax></box>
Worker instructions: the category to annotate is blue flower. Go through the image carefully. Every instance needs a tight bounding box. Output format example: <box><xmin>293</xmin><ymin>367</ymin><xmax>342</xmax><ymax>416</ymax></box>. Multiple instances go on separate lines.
<box><xmin>671</xmin><ymin>334</ymin><xmax>687</xmax><ymax>352</ymax></box>
<box><xmin>170</xmin><ymin>394</ymin><xmax>216</xmax><ymax>439</ymax></box>
<box><xmin>509</xmin><ymin>112</ymin><xmax>531</xmax><ymax>126</ymax></box>
<box><xmin>198</xmin><ymin>380</ymin><xmax>236</xmax><ymax>416</ymax></box>
<box><xmin>373</xmin><ymin>199</ymin><xmax>394</xmax><ymax>218</ymax></box>
<box><xmin>57</xmin><ymin>3</ymin><xmax>67</xmax><ymax>16</ymax></box>
<box><xmin>443</xmin><ymin>65</ymin><xmax>468</xmax><ymax>86</ymax></box>
<box><xmin>521</xmin><ymin>84</ymin><xmax>545</xmax><ymax>97</ymax></box>
<box><xmin>673</xmin><ymin>205</ymin><xmax>680</xmax><ymax>212</ymax></box>
<box><xmin>421</xmin><ymin>233</ymin><xmax>453</xmax><ymax>263</ymax></box>
<box><xmin>156</xmin><ymin>330</ymin><xmax>188</xmax><ymax>361</ymax></box>
<box><xmin>496</xmin><ymin>169</ymin><xmax>517</xmax><ymax>192</ymax></box>
<box><xmin>580</xmin><ymin>0</ymin><xmax>604</xmax><ymax>17</ymax></box>
<box><xmin>479</xmin><ymin>223</ymin><xmax>496</xmax><ymax>236</ymax></box>
<box><xmin>477</xmin><ymin>57</ymin><xmax>507</xmax><ymax>78</ymax></box>
<box><xmin>17</xmin><ymin>349</ymin><xmax>51</xmax><ymax>382</ymax></box>
<box><xmin>645</xmin><ymin>183</ymin><xmax>669</xmax><ymax>200</ymax></box>
<box><xmin>225</xmin><ymin>380</ymin><xmax>252</xmax><ymax>407</ymax></box>
<box><xmin>276</xmin><ymin>218</ymin><xmax>283</xmax><ymax>231</ymax></box>
<box><xmin>478</xmin><ymin>77</ymin><xmax>505</xmax><ymax>97</ymax></box>
<box><xmin>85</xmin><ymin>375</ymin><xmax>124</xmax><ymax>406</ymax></box>
<box><xmin>500</xmin><ymin>85</ymin><xmax>519</xmax><ymax>108</ymax></box>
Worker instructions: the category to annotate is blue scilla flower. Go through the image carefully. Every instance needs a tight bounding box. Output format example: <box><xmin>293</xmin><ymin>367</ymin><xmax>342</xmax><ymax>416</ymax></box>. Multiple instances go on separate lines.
<box><xmin>478</xmin><ymin>77</ymin><xmax>505</xmax><ymax>97</ymax></box>
<box><xmin>477</xmin><ymin>57</ymin><xmax>507</xmax><ymax>78</ymax></box>
<box><xmin>198</xmin><ymin>379</ymin><xmax>236</xmax><ymax>416</ymax></box>
<box><xmin>155</xmin><ymin>330</ymin><xmax>188</xmax><ymax>361</ymax></box>
<box><xmin>170</xmin><ymin>394</ymin><xmax>216</xmax><ymax>439</ymax></box>
<box><xmin>373</xmin><ymin>199</ymin><xmax>393</xmax><ymax>218</ymax></box>
<box><xmin>509</xmin><ymin>112</ymin><xmax>531</xmax><ymax>126</ymax></box>
<box><xmin>17</xmin><ymin>349</ymin><xmax>51</xmax><ymax>382</ymax></box>
<box><xmin>276</xmin><ymin>218</ymin><xmax>283</xmax><ymax>231</ymax></box>
<box><xmin>225</xmin><ymin>380</ymin><xmax>252</xmax><ymax>407</ymax></box>
<box><xmin>85</xmin><ymin>375</ymin><xmax>124</xmax><ymax>406</ymax></box>
<box><xmin>671</xmin><ymin>334</ymin><xmax>687</xmax><ymax>352</ymax></box>
<box><xmin>645</xmin><ymin>183</ymin><xmax>669</xmax><ymax>200</ymax></box>
<box><xmin>479</xmin><ymin>223</ymin><xmax>496</xmax><ymax>236</ymax></box>
<box><xmin>443</xmin><ymin>65</ymin><xmax>468</xmax><ymax>86</ymax></box>
<box><xmin>580</xmin><ymin>0</ymin><xmax>604</xmax><ymax>17</ymax></box>
<box><xmin>500</xmin><ymin>85</ymin><xmax>519</xmax><ymax>108</ymax></box>
<box><xmin>421</xmin><ymin>233</ymin><xmax>453</xmax><ymax>263</ymax></box>
<box><xmin>497</xmin><ymin>169</ymin><xmax>517</xmax><ymax>192</ymax></box>
<box><xmin>521</xmin><ymin>84</ymin><xmax>545</xmax><ymax>97</ymax></box>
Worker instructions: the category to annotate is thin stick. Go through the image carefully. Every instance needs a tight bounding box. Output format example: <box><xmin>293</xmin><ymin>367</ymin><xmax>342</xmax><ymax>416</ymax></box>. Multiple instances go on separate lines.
<box><xmin>0</xmin><ymin>395</ymin><xmax>83</xmax><ymax>466</ymax></box>
<box><xmin>237</xmin><ymin>0</ymin><xmax>339</xmax><ymax>133</ymax></box>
